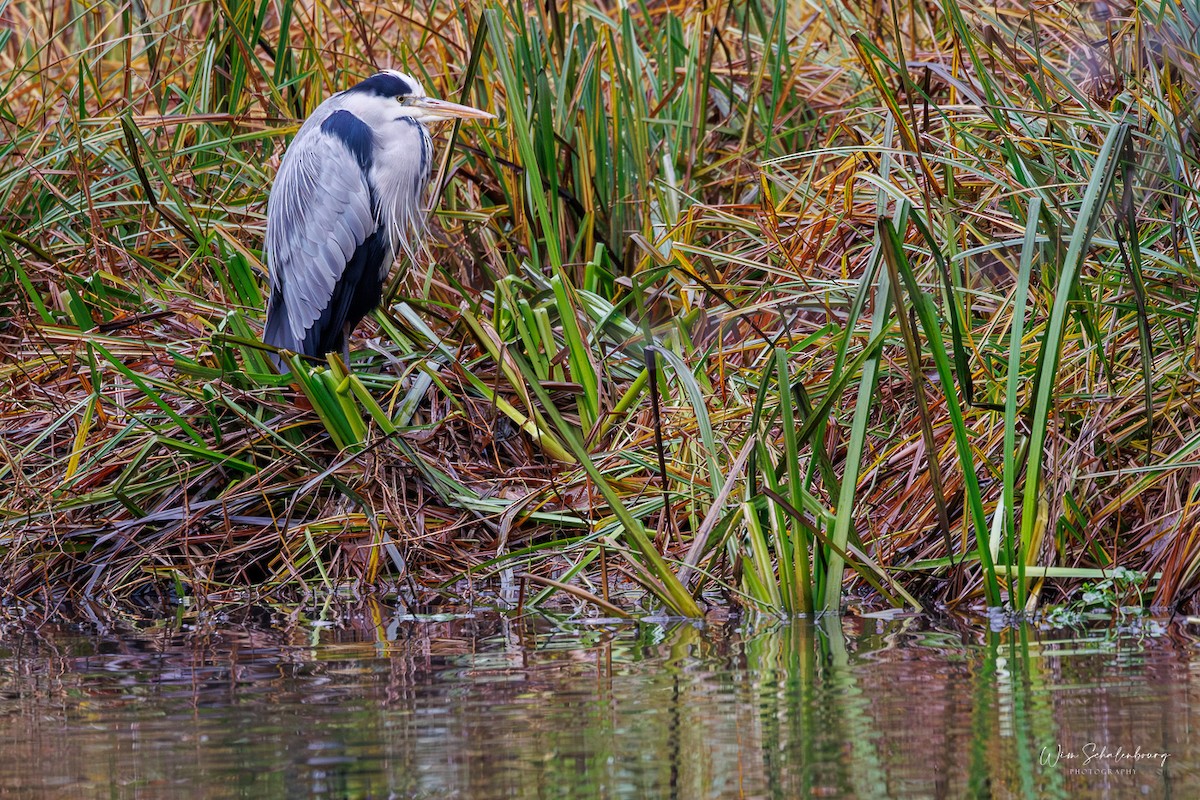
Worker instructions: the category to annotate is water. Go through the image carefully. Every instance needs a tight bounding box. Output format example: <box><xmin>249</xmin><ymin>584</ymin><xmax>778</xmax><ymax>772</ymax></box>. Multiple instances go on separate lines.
<box><xmin>0</xmin><ymin>607</ymin><xmax>1191</xmax><ymax>799</ymax></box>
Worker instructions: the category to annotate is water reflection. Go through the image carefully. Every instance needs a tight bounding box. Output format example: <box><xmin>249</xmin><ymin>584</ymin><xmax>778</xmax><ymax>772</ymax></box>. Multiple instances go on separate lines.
<box><xmin>0</xmin><ymin>608</ymin><xmax>1191</xmax><ymax>798</ymax></box>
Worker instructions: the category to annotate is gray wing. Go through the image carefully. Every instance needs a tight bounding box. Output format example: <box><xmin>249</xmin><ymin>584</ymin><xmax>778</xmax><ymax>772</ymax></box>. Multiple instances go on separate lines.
<box><xmin>263</xmin><ymin>124</ymin><xmax>375</xmax><ymax>351</ymax></box>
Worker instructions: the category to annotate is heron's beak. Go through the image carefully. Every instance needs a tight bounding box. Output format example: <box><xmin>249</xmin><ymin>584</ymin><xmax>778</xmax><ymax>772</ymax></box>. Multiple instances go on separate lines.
<box><xmin>410</xmin><ymin>97</ymin><xmax>495</xmax><ymax>122</ymax></box>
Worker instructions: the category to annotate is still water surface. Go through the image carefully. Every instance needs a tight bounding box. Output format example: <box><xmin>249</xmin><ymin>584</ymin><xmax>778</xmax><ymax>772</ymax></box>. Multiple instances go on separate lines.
<box><xmin>0</xmin><ymin>608</ymin><xmax>1192</xmax><ymax>798</ymax></box>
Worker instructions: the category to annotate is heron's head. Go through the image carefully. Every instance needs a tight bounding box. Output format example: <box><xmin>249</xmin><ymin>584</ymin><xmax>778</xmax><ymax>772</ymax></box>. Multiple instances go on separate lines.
<box><xmin>342</xmin><ymin>69</ymin><xmax>495</xmax><ymax>128</ymax></box>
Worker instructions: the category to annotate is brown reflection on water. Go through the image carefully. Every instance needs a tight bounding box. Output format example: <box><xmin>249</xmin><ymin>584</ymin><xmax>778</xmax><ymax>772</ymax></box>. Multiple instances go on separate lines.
<box><xmin>0</xmin><ymin>608</ymin><xmax>1194</xmax><ymax>799</ymax></box>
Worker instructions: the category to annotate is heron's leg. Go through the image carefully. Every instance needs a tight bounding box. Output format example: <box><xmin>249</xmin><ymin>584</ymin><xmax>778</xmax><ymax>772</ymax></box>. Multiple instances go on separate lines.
<box><xmin>342</xmin><ymin>322</ymin><xmax>352</xmax><ymax>369</ymax></box>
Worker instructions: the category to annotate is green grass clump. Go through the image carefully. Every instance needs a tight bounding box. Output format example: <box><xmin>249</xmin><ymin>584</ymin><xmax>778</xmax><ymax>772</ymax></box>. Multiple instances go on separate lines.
<box><xmin>2</xmin><ymin>0</ymin><xmax>1199</xmax><ymax>618</ymax></box>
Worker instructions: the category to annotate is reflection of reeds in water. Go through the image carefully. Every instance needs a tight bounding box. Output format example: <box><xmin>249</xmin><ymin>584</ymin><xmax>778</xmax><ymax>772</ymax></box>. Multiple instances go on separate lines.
<box><xmin>3</xmin><ymin>0</ymin><xmax>1200</xmax><ymax>617</ymax></box>
<box><xmin>0</xmin><ymin>612</ymin><xmax>1187</xmax><ymax>797</ymax></box>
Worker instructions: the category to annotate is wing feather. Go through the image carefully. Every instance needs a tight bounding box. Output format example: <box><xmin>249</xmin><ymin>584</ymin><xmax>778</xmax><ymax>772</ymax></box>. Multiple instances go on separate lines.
<box><xmin>264</xmin><ymin>124</ymin><xmax>376</xmax><ymax>352</ymax></box>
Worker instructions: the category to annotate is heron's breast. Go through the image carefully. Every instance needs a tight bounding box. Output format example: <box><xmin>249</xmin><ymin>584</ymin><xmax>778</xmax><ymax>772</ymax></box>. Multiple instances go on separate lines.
<box><xmin>370</xmin><ymin>118</ymin><xmax>433</xmax><ymax>228</ymax></box>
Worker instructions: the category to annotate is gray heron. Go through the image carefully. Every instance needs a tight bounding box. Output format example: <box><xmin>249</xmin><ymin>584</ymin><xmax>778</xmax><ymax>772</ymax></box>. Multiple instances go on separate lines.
<box><xmin>262</xmin><ymin>69</ymin><xmax>494</xmax><ymax>368</ymax></box>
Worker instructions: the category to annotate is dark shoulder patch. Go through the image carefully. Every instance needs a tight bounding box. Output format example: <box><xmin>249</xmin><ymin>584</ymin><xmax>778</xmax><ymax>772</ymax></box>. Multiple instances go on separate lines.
<box><xmin>320</xmin><ymin>110</ymin><xmax>374</xmax><ymax>170</ymax></box>
<box><xmin>345</xmin><ymin>72</ymin><xmax>413</xmax><ymax>98</ymax></box>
